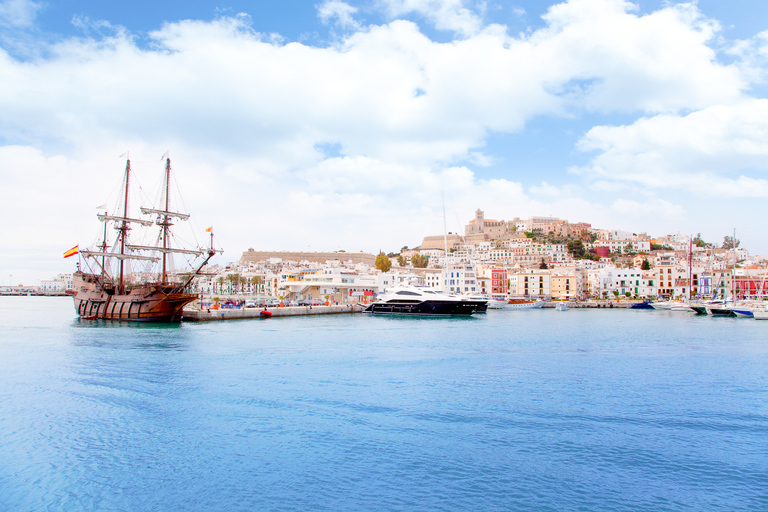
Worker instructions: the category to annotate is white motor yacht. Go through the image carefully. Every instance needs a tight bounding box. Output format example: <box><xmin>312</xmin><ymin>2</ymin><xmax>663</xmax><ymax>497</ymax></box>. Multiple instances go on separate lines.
<box><xmin>363</xmin><ymin>284</ymin><xmax>486</xmax><ymax>316</ymax></box>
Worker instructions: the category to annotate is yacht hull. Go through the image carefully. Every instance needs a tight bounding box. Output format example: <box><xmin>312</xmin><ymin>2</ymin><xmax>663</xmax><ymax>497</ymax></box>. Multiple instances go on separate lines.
<box><xmin>363</xmin><ymin>299</ymin><xmax>483</xmax><ymax>316</ymax></box>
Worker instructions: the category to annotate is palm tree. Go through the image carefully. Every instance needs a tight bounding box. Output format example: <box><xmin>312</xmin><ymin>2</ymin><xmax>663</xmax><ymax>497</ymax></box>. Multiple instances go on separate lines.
<box><xmin>251</xmin><ymin>276</ymin><xmax>263</xmax><ymax>295</ymax></box>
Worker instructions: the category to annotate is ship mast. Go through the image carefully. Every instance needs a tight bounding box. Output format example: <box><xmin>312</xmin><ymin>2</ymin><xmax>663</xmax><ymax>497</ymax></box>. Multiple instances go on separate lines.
<box><xmin>118</xmin><ymin>159</ymin><xmax>131</xmax><ymax>294</ymax></box>
<box><xmin>101</xmin><ymin>206</ymin><xmax>108</xmax><ymax>281</ymax></box>
<box><xmin>161</xmin><ymin>157</ymin><xmax>173</xmax><ymax>285</ymax></box>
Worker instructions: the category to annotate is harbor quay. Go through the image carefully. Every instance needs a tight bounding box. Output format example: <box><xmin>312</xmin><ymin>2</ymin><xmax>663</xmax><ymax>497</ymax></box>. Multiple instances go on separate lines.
<box><xmin>182</xmin><ymin>299</ymin><xmax>634</xmax><ymax>321</ymax></box>
<box><xmin>183</xmin><ymin>302</ymin><xmax>365</xmax><ymax>321</ymax></box>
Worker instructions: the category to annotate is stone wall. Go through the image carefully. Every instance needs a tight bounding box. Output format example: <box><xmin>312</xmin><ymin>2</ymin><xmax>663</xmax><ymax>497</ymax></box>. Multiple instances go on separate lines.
<box><xmin>240</xmin><ymin>249</ymin><xmax>375</xmax><ymax>266</ymax></box>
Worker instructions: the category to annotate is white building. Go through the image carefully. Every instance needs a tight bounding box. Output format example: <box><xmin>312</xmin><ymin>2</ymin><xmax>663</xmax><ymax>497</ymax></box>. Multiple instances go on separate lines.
<box><xmin>596</xmin><ymin>267</ymin><xmax>655</xmax><ymax>298</ymax></box>
<box><xmin>508</xmin><ymin>270</ymin><xmax>551</xmax><ymax>298</ymax></box>
<box><xmin>39</xmin><ymin>273</ymin><xmax>73</xmax><ymax>293</ymax></box>
<box><xmin>593</xmin><ymin>240</ymin><xmax>651</xmax><ymax>254</ymax></box>
<box><xmin>443</xmin><ymin>263</ymin><xmax>478</xmax><ymax>294</ymax></box>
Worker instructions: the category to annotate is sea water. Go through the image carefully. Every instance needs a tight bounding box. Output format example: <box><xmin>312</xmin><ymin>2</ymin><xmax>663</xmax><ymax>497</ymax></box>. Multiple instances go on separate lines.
<box><xmin>1</xmin><ymin>296</ymin><xmax>767</xmax><ymax>511</ymax></box>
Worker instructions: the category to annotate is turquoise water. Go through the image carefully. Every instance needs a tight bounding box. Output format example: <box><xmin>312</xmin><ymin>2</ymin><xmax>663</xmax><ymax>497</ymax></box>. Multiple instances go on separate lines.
<box><xmin>1</xmin><ymin>296</ymin><xmax>767</xmax><ymax>511</ymax></box>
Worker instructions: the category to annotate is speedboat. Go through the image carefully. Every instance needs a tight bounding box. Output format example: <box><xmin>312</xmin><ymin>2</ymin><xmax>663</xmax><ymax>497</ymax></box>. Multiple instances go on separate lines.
<box><xmin>484</xmin><ymin>296</ymin><xmax>508</xmax><ymax>310</ymax></box>
<box><xmin>705</xmin><ymin>300</ymin><xmax>735</xmax><ymax>317</ymax></box>
<box><xmin>688</xmin><ymin>301</ymin><xmax>709</xmax><ymax>315</ymax></box>
<box><xmin>730</xmin><ymin>301</ymin><xmax>755</xmax><ymax>318</ymax></box>
<box><xmin>363</xmin><ymin>284</ymin><xmax>486</xmax><ymax>316</ymax></box>
<box><xmin>669</xmin><ymin>301</ymin><xmax>695</xmax><ymax>312</ymax></box>
<box><xmin>649</xmin><ymin>301</ymin><xmax>672</xmax><ymax>310</ymax></box>
<box><xmin>555</xmin><ymin>302</ymin><xmax>568</xmax><ymax>312</ymax></box>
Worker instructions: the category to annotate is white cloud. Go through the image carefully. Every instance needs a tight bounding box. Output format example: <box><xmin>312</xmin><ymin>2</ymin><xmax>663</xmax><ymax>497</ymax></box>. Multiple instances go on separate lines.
<box><xmin>528</xmin><ymin>180</ymin><xmax>581</xmax><ymax>197</ymax></box>
<box><xmin>317</xmin><ymin>1</ymin><xmax>361</xmax><ymax>30</ymax></box>
<box><xmin>534</xmin><ymin>0</ymin><xmax>743</xmax><ymax>114</ymax></box>
<box><xmin>377</xmin><ymin>0</ymin><xmax>485</xmax><ymax>37</ymax></box>
<box><xmin>0</xmin><ymin>0</ymin><xmax>42</xmax><ymax>28</ymax></box>
<box><xmin>575</xmin><ymin>98</ymin><xmax>768</xmax><ymax>196</ymax></box>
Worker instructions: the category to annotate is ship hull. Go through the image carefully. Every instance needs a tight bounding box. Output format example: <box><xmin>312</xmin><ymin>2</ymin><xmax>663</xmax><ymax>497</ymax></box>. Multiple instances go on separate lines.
<box><xmin>71</xmin><ymin>272</ymin><xmax>197</xmax><ymax>323</ymax></box>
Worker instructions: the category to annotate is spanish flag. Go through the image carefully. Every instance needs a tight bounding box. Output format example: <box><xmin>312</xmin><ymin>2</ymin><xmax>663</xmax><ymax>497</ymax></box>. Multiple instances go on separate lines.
<box><xmin>205</xmin><ymin>227</ymin><xmax>212</xmax><ymax>232</ymax></box>
<box><xmin>63</xmin><ymin>245</ymin><xmax>79</xmax><ymax>258</ymax></box>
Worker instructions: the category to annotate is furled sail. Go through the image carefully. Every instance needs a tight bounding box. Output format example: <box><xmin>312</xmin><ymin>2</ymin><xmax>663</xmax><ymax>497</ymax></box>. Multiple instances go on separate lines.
<box><xmin>80</xmin><ymin>250</ymin><xmax>160</xmax><ymax>262</ymax></box>
<box><xmin>125</xmin><ymin>244</ymin><xmax>203</xmax><ymax>256</ymax></box>
<box><xmin>97</xmin><ymin>214</ymin><xmax>154</xmax><ymax>227</ymax></box>
<box><xmin>139</xmin><ymin>207</ymin><xmax>190</xmax><ymax>221</ymax></box>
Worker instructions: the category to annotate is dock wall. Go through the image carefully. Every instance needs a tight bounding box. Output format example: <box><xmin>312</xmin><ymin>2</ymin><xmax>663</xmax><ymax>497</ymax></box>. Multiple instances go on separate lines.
<box><xmin>183</xmin><ymin>303</ymin><xmax>365</xmax><ymax>321</ymax></box>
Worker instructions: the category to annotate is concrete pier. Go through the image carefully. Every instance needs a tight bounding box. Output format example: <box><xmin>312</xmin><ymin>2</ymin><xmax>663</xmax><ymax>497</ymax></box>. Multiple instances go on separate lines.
<box><xmin>183</xmin><ymin>303</ymin><xmax>365</xmax><ymax>321</ymax></box>
<box><xmin>543</xmin><ymin>301</ymin><xmax>633</xmax><ymax>309</ymax></box>
<box><xmin>183</xmin><ymin>300</ymin><xmax>640</xmax><ymax>321</ymax></box>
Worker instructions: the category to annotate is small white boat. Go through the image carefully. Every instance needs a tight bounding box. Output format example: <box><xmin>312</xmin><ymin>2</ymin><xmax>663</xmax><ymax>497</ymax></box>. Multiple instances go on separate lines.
<box><xmin>669</xmin><ymin>302</ymin><xmax>695</xmax><ymax>312</ymax></box>
<box><xmin>649</xmin><ymin>301</ymin><xmax>672</xmax><ymax>310</ymax></box>
<box><xmin>730</xmin><ymin>301</ymin><xmax>755</xmax><ymax>318</ymax></box>
<box><xmin>705</xmin><ymin>299</ymin><xmax>735</xmax><ymax>316</ymax></box>
<box><xmin>752</xmin><ymin>305</ymin><xmax>768</xmax><ymax>320</ymax></box>
<box><xmin>556</xmin><ymin>302</ymin><xmax>568</xmax><ymax>312</ymax></box>
<box><xmin>507</xmin><ymin>298</ymin><xmax>544</xmax><ymax>310</ymax></box>
<box><xmin>486</xmin><ymin>297</ymin><xmax>508</xmax><ymax>310</ymax></box>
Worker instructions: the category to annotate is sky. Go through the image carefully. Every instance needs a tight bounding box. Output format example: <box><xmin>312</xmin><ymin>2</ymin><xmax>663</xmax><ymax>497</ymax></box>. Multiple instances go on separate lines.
<box><xmin>2</xmin><ymin>0</ymin><xmax>768</xmax><ymax>285</ymax></box>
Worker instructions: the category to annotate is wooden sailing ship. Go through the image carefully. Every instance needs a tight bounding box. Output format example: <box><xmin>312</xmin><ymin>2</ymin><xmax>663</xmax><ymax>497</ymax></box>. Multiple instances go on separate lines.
<box><xmin>69</xmin><ymin>156</ymin><xmax>215</xmax><ymax>322</ymax></box>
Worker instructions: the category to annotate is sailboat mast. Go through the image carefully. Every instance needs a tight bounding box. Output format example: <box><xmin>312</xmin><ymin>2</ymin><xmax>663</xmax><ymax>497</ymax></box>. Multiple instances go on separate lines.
<box><xmin>732</xmin><ymin>228</ymin><xmax>736</xmax><ymax>300</ymax></box>
<box><xmin>688</xmin><ymin>235</ymin><xmax>692</xmax><ymax>301</ymax></box>
<box><xmin>442</xmin><ymin>192</ymin><xmax>448</xmax><ymax>265</ymax></box>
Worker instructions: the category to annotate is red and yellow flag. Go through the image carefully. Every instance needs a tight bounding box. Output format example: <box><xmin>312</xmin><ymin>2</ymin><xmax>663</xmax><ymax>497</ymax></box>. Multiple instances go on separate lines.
<box><xmin>63</xmin><ymin>245</ymin><xmax>79</xmax><ymax>258</ymax></box>
<box><xmin>205</xmin><ymin>226</ymin><xmax>212</xmax><ymax>232</ymax></box>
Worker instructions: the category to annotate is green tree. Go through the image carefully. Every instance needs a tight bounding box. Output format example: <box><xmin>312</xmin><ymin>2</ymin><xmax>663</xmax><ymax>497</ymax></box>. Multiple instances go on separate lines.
<box><xmin>524</xmin><ymin>231</ymin><xmax>535</xmax><ymax>239</ymax></box>
<box><xmin>641</xmin><ymin>258</ymin><xmax>651</xmax><ymax>270</ymax></box>
<box><xmin>250</xmin><ymin>276</ymin><xmax>263</xmax><ymax>294</ymax></box>
<box><xmin>412</xmin><ymin>254</ymin><xmax>429</xmax><ymax>268</ymax></box>
<box><xmin>722</xmin><ymin>236</ymin><xmax>740</xmax><ymax>250</ymax></box>
<box><xmin>567</xmin><ymin>239</ymin><xmax>585</xmax><ymax>258</ymax></box>
<box><xmin>539</xmin><ymin>259</ymin><xmax>548</xmax><ymax>269</ymax></box>
<box><xmin>397</xmin><ymin>255</ymin><xmax>406</xmax><ymax>266</ymax></box>
<box><xmin>228</xmin><ymin>273</ymin><xmax>243</xmax><ymax>294</ymax></box>
<box><xmin>375</xmin><ymin>252</ymin><xmax>392</xmax><ymax>272</ymax></box>
<box><xmin>693</xmin><ymin>233</ymin><xmax>707</xmax><ymax>248</ymax></box>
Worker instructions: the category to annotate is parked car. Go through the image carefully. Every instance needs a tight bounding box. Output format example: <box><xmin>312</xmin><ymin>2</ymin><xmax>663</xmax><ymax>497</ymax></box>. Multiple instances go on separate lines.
<box><xmin>245</xmin><ymin>299</ymin><xmax>257</xmax><ymax>308</ymax></box>
<box><xmin>266</xmin><ymin>299</ymin><xmax>281</xmax><ymax>307</ymax></box>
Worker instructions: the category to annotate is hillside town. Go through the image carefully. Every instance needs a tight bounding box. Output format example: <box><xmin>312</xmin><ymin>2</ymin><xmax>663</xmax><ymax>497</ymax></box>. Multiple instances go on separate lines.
<box><xmin>15</xmin><ymin>209</ymin><xmax>767</xmax><ymax>303</ymax></box>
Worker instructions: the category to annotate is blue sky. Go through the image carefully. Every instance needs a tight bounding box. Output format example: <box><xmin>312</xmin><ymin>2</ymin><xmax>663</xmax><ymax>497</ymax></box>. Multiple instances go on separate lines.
<box><xmin>2</xmin><ymin>0</ymin><xmax>768</xmax><ymax>284</ymax></box>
